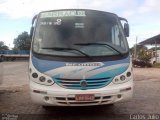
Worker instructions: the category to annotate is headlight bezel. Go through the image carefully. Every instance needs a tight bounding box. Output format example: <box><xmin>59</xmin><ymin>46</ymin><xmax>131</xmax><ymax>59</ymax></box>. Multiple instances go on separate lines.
<box><xmin>29</xmin><ymin>68</ymin><xmax>54</xmax><ymax>86</ymax></box>
<box><xmin>113</xmin><ymin>71</ymin><xmax>132</xmax><ymax>84</ymax></box>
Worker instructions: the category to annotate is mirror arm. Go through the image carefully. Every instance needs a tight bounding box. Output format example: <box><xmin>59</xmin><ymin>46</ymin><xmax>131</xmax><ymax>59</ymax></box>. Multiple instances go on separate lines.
<box><xmin>32</xmin><ymin>15</ymin><xmax>37</xmax><ymax>25</ymax></box>
<box><xmin>30</xmin><ymin>15</ymin><xmax>37</xmax><ymax>39</ymax></box>
<box><xmin>119</xmin><ymin>17</ymin><xmax>128</xmax><ymax>23</ymax></box>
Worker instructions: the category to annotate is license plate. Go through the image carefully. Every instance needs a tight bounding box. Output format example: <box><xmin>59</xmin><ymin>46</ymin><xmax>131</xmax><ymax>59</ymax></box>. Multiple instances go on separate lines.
<box><xmin>75</xmin><ymin>94</ymin><xmax>95</xmax><ymax>101</ymax></box>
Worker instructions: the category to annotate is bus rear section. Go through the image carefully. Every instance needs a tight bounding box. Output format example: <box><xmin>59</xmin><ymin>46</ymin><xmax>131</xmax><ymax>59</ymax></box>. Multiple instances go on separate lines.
<box><xmin>29</xmin><ymin>9</ymin><xmax>133</xmax><ymax>106</ymax></box>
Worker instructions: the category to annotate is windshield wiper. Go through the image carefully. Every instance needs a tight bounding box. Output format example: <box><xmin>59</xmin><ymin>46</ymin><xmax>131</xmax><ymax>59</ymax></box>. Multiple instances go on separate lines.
<box><xmin>74</xmin><ymin>42</ymin><xmax>124</xmax><ymax>56</ymax></box>
<box><xmin>41</xmin><ymin>47</ymin><xmax>92</xmax><ymax>59</ymax></box>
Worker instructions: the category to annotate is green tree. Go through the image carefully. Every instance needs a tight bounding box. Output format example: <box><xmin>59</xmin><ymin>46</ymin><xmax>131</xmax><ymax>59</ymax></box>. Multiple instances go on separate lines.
<box><xmin>130</xmin><ymin>44</ymin><xmax>147</xmax><ymax>54</ymax></box>
<box><xmin>13</xmin><ymin>31</ymin><xmax>31</xmax><ymax>50</ymax></box>
<box><xmin>138</xmin><ymin>48</ymin><xmax>152</xmax><ymax>62</ymax></box>
<box><xmin>130</xmin><ymin>44</ymin><xmax>147</xmax><ymax>59</ymax></box>
<box><xmin>0</xmin><ymin>41</ymin><xmax>9</xmax><ymax>50</ymax></box>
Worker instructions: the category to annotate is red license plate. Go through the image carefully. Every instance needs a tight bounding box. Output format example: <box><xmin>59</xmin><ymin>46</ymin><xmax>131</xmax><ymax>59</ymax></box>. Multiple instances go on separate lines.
<box><xmin>75</xmin><ymin>94</ymin><xmax>95</xmax><ymax>101</ymax></box>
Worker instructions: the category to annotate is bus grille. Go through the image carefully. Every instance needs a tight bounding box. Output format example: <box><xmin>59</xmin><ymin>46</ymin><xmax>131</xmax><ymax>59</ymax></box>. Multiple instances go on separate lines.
<box><xmin>53</xmin><ymin>95</ymin><xmax>113</xmax><ymax>106</ymax></box>
<box><xmin>54</xmin><ymin>77</ymin><xmax>113</xmax><ymax>90</ymax></box>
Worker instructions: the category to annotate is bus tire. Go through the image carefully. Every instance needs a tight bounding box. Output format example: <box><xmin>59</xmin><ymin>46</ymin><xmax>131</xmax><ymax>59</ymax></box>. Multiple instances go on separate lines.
<box><xmin>107</xmin><ymin>103</ymin><xmax>114</xmax><ymax>106</ymax></box>
<box><xmin>42</xmin><ymin>105</ymin><xmax>52</xmax><ymax>110</ymax></box>
<box><xmin>104</xmin><ymin>103</ymin><xmax>114</xmax><ymax>107</ymax></box>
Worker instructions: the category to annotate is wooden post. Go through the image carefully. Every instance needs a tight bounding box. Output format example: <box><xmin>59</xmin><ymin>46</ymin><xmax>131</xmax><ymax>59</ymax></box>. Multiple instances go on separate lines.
<box><xmin>134</xmin><ymin>36</ymin><xmax>138</xmax><ymax>60</ymax></box>
<box><xmin>155</xmin><ymin>40</ymin><xmax>157</xmax><ymax>63</ymax></box>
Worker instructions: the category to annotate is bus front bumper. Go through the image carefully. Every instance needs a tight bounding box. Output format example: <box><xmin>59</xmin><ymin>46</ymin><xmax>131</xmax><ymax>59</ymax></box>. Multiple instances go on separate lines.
<box><xmin>30</xmin><ymin>80</ymin><xmax>133</xmax><ymax>106</ymax></box>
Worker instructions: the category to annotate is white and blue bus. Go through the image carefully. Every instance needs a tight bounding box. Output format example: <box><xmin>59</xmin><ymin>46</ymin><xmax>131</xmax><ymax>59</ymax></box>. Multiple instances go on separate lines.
<box><xmin>29</xmin><ymin>9</ymin><xmax>133</xmax><ymax>106</ymax></box>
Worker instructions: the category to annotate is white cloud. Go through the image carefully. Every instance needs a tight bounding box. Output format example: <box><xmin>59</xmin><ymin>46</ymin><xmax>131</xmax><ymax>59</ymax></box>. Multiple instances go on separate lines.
<box><xmin>0</xmin><ymin>0</ymin><xmax>78</xmax><ymax>18</ymax></box>
<box><xmin>138</xmin><ymin>0</ymin><xmax>160</xmax><ymax>13</ymax></box>
<box><xmin>122</xmin><ymin>10</ymin><xmax>136</xmax><ymax>17</ymax></box>
<box><xmin>1</xmin><ymin>0</ymin><xmax>160</xmax><ymax>48</ymax></box>
<box><xmin>128</xmin><ymin>24</ymin><xmax>160</xmax><ymax>48</ymax></box>
<box><xmin>0</xmin><ymin>0</ymin><xmax>134</xmax><ymax>49</ymax></box>
<box><xmin>0</xmin><ymin>0</ymin><xmax>136</xmax><ymax>19</ymax></box>
<box><xmin>0</xmin><ymin>32</ymin><xmax>17</xmax><ymax>48</ymax></box>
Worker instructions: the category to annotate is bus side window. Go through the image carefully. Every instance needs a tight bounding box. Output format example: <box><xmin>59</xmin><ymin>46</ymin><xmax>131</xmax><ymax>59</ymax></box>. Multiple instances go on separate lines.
<box><xmin>112</xmin><ymin>25</ymin><xmax>125</xmax><ymax>49</ymax></box>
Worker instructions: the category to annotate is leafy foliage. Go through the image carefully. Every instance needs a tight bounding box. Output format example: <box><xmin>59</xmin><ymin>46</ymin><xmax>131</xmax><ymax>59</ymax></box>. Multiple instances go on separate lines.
<box><xmin>130</xmin><ymin>44</ymin><xmax>153</xmax><ymax>63</ymax></box>
<box><xmin>0</xmin><ymin>41</ymin><xmax>9</xmax><ymax>50</ymax></box>
<box><xmin>130</xmin><ymin>45</ymin><xmax>147</xmax><ymax>55</ymax></box>
<box><xmin>138</xmin><ymin>48</ymin><xmax>152</xmax><ymax>62</ymax></box>
<box><xmin>13</xmin><ymin>31</ymin><xmax>31</xmax><ymax>50</ymax></box>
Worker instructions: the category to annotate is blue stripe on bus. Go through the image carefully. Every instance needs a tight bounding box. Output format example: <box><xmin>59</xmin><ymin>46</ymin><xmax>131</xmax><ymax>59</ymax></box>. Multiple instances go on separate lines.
<box><xmin>32</xmin><ymin>56</ymin><xmax>65</xmax><ymax>73</ymax></box>
<box><xmin>88</xmin><ymin>65</ymin><xmax>128</xmax><ymax>79</ymax></box>
<box><xmin>32</xmin><ymin>56</ymin><xmax>130</xmax><ymax>73</ymax></box>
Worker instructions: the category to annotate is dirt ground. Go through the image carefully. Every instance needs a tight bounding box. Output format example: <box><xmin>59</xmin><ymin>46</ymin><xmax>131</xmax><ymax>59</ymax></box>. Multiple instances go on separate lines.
<box><xmin>0</xmin><ymin>62</ymin><xmax>160</xmax><ymax>120</ymax></box>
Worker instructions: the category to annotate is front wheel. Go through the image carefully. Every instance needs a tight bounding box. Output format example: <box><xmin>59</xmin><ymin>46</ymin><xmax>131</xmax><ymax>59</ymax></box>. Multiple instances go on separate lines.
<box><xmin>42</xmin><ymin>105</ymin><xmax>49</xmax><ymax>109</ymax></box>
<box><xmin>105</xmin><ymin>103</ymin><xmax>114</xmax><ymax>106</ymax></box>
<box><xmin>42</xmin><ymin>105</ymin><xmax>53</xmax><ymax>110</ymax></box>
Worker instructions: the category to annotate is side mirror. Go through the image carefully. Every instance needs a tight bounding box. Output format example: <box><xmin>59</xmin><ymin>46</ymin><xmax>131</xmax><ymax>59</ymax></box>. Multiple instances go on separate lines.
<box><xmin>124</xmin><ymin>23</ymin><xmax>129</xmax><ymax>37</ymax></box>
<box><xmin>30</xmin><ymin>26</ymin><xmax>34</xmax><ymax>39</ymax></box>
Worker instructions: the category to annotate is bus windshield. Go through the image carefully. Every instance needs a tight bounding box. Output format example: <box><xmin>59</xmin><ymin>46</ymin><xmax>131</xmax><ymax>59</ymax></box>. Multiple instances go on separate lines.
<box><xmin>33</xmin><ymin>10</ymin><xmax>129</xmax><ymax>57</ymax></box>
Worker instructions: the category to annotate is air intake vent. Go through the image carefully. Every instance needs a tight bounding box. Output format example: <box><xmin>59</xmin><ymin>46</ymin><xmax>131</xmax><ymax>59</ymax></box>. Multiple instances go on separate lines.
<box><xmin>54</xmin><ymin>77</ymin><xmax>113</xmax><ymax>90</ymax></box>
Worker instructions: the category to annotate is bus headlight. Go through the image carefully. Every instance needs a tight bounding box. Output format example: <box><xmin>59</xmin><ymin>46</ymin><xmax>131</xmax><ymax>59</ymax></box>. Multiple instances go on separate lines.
<box><xmin>30</xmin><ymin>72</ymin><xmax>54</xmax><ymax>86</ymax></box>
<box><xmin>113</xmin><ymin>74</ymin><xmax>129</xmax><ymax>84</ymax></box>
<box><xmin>39</xmin><ymin>76</ymin><xmax>46</xmax><ymax>82</ymax></box>
<box><xmin>113</xmin><ymin>77</ymin><xmax>126</xmax><ymax>84</ymax></box>
<box><xmin>32</xmin><ymin>73</ymin><xmax>38</xmax><ymax>78</ymax></box>
<box><xmin>47</xmin><ymin>79</ymin><xmax>52</xmax><ymax>83</ymax></box>
<box><xmin>126</xmin><ymin>72</ymin><xmax>131</xmax><ymax>77</ymax></box>
<box><xmin>120</xmin><ymin>75</ymin><xmax>126</xmax><ymax>81</ymax></box>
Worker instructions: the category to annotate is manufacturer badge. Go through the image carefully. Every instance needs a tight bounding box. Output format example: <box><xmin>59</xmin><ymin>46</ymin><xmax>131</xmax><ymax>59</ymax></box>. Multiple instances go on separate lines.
<box><xmin>80</xmin><ymin>80</ymin><xmax>87</xmax><ymax>89</ymax></box>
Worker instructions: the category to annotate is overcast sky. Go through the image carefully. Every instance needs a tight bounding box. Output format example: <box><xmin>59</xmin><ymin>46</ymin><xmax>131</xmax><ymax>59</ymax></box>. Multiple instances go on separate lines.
<box><xmin>0</xmin><ymin>0</ymin><xmax>160</xmax><ymax>48</ymax></box>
